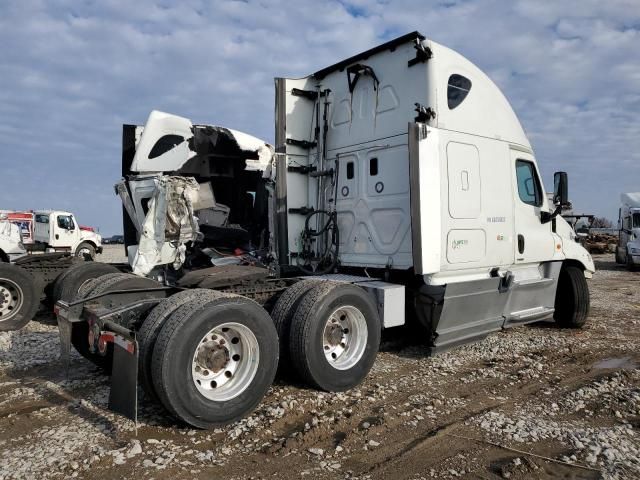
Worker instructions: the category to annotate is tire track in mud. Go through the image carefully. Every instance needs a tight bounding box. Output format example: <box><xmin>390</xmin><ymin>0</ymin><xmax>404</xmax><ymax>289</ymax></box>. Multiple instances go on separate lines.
<box><xmin>0</xmin><ymin>255</ymin><xmax>638</xmax><ymax>479</ymax></box>
<box><xmin>208</xmin><ymin>328</ymin><xmax>631</xmax><ymax>479</ymax></box>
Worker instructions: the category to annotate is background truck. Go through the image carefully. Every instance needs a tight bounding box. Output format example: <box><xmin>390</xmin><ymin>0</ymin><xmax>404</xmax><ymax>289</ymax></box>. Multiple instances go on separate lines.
<box><xmin>0</xmin><ymin>210</ymin><xmax>111</xmax><ymax>331</ymax></box>
<box><xmin>1</xmin><ymin>210</ymin><xmax>103</xmax><ymax>259</ymax></box>
<box><xmin>615</xmin><ymin>192</ymin><xmax>640</xmax><ymax>270</ymax></box>
<box><xmin>28</xmin><ymin>210</ymin><xmax>103</xmax><ymax>259</ymax></box>
<box><xmin>54</xmin><ymin>31</ymin><xmax>594</xmax><ymax>429</ymax></box>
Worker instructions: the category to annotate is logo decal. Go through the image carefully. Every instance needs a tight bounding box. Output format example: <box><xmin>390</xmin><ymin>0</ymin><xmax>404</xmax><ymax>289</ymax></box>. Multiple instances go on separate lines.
<box><xmin>452</xmin><ymin>239</ymin><xmax>468</xmax><ymax>249</ymax></box>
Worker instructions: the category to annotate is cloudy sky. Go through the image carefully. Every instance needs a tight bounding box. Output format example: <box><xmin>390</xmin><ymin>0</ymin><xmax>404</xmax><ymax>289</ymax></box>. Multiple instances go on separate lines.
<box><xmin>0</xmin><ymin>0</ymin><xmax>638</xmax><ymax>234</ymax></box>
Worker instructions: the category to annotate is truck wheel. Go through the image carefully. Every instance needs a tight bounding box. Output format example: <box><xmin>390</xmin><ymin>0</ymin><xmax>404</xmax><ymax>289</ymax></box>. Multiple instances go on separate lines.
<box><xmin>270</xmin><ymin>279</ymin><xmax>324</xmax><ymax>373</ymax></box>
<box><xmin>70</xmin><ymin>273</ymin><xmax>159</xmax><ymax>373</ymax></box>
<box><xmin>75</xmin><ymin>242</ymin><xmax>96</xmax><ymax>260</ymax></box>
<box><xmin>77</xmin><ymin>272</ymin><xmax>126</xmax><ymax>299</ymax></box>
<box><xmin>553</xmin><ymin>265</ymin><xmax>590</xmax><ymax>328</ymax></box>
<box><xmin>151</xmin><ymin>293</ymin><xmax>279</xmax><ymax>428</ymax></box>
<box><xmin>627</xmin><ymin>250</ymin><xmax>637</xmax><ymax>271</ymax></box>
<box><xmin>52</xmin><ymin>262</ymin><xmax>120</xmax><ymax>303</ymax></box>
<box><xmin>289</xmin><ymin>282</ymin><xmax>381</xmax><ymax>391</ymax></box>
<box><xmin>70</xmin><ymin>273</ymin><xmax>128</xmax><ymax>373</ymax></box>
<box><xmin>138</xmin><ymin>289</ymin><xmax>220</xmax><ymax>403</ymax></box>
<box><xmin>614</xmin><ymin>247</ymin><xmax>624</xmax><ymax>264</ymax></box>
<box><xmin>0</xmin><ymin>264</ymin><xmax>39</xmax><ymax>331</ymax></box>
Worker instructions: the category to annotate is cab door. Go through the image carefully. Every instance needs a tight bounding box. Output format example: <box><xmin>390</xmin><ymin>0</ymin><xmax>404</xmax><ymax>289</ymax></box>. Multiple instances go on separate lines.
<box><xmin>511</xmin><ymin>150</ymin><xmax>555</xmax><ymax>265</ymax></box>
<box><xmin>51</xmin><ymin>213</ymin><xmax>76</xmax><ymax>248</ymax></box>
<box><xmin>506</xmin><ymin>149</ymin><xmax>559</xmax><ymax>324</ymax></box>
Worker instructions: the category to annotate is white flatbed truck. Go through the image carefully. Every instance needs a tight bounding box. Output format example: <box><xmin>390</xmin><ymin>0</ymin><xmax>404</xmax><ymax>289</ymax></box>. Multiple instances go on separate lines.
<box><xmin>54</xmin><ymin>32</ymin><xmax>594</xmax><ymax>428</ymax></box>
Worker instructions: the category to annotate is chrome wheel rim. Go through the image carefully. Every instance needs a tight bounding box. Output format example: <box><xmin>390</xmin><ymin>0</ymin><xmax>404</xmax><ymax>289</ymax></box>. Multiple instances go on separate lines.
<box><xmin>322</xmin><ymin>305</ymin><xmax>368</xmax><ymax>370</ymax></box>
<box><xmin>77</xmin><ymin>248</ymin><xmax>91</xmax><ymax>258</ymax></box>
<box><xmin>0</xmin><ymin>278</ymin><xmax>23</xmax><ymax>322</ymax></box>
<box><xmin>191</xmin><ymin>322</ymin><xmax>259</xmax><ymax>401</ymax></box>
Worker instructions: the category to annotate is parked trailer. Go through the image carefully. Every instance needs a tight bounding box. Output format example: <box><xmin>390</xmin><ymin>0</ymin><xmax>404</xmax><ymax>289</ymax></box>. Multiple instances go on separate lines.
<box><xmin>615</xmin><ymin>192</ymin><xmax>640</xmax><ymax>270</ymax></box>
<box><xmin>55</xmin><ymin>32</ymin><xmax>594</xmax><ymax>428</ymax></box>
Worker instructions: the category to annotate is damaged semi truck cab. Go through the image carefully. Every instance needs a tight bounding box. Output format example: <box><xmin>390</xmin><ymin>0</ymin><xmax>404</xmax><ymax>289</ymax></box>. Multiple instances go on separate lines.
<box><xmin>55</xmin><ymin>31</ymin><xmax>594</xmax><ymax>429</ymax></box>
<box><xmin>117</xmin><ymin>110</ymin><xmax>276</xmax><ymax>278</ymax></box>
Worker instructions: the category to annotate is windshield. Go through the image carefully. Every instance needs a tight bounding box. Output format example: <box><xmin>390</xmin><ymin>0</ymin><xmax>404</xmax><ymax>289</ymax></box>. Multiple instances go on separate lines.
<box><xmin>633</xmin><ymin>213</ymin><xmax>640</xmax><ymax>229</ymax></box>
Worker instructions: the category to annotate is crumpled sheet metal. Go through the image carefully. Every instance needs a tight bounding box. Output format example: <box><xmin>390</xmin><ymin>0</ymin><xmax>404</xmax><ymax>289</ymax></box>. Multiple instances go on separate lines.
<box><xmin>130</xmin><ymin>111</ymin><xmax>275</xmax><ymax>176</ymax></box>
<box><xmin>191</xmin><ymin>124</ymin><xmax>275</xmax><ymax>176</ymax></box>
<box><xmin>0</xmin><ymin>221</ymin><xmax>24</xmax><ymax>254</ymax></box>
<box><xmin>131</xmin><ymin>176</ymin><xmax>200</xmax><ymax>276</ymax></box>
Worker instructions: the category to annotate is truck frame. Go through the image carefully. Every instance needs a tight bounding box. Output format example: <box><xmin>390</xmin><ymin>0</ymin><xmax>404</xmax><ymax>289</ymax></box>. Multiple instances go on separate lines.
<box><xmin>54</xmin><ymin>32</ymin><xmax>594</xmax><ymax>428</ymax></box>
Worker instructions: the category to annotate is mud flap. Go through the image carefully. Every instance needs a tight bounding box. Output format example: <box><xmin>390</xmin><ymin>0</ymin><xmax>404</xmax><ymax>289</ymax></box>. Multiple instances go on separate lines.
<box><xmin>108</xmin><ymin>337</ymin><xmax>139</xmax><ymax>424</ymax></box>
<box><xmin>57</xmin><ymin>316</ymin><xmax>73</xmax><ymax>371</ymax></box>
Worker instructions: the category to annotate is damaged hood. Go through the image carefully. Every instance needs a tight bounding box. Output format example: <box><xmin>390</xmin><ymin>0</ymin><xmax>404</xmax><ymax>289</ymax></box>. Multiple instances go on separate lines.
<box><xmin>131</xmin><ymin>110</ymin><xmax>274</xmax><ymax>173</ymax></box>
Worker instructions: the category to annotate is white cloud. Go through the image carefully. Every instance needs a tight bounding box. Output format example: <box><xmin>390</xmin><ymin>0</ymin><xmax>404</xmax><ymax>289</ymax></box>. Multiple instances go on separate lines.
<box><xmin>0</xmin><ymin>0</ymin><xmax>638</xmax><ymax>233</ymax></box>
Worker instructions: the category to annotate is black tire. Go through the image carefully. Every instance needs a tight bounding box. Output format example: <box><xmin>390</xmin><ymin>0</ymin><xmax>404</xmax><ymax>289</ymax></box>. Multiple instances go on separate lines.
<box><xmin>289</xmin><ymin>282</ymin><xmax>381</xmax><ymax>392</ymax></box>
<box><xmin>627</xmin><ymin>250</ymin><xmax>637</xmax><ymax>272</ymax></box>
<box><xmin>270</xmin><ymin>279</ymin><xmax>324</xmax><ymax>373</ymax></box>
<box><xmin>75</xmin><ymin>242</ymin><xmax>96</xmax><ymax>260</ymax></box>
<box><xmin>52</xmin><ymin>262</ymin><xmax>120</xmax><ymax>303</ymax></box>
<box><xmin>554</xmin><ymin>265</ymin><xmax>590</xmax><ymax>328</ymax></box>
<box><xmin>614</xmin><ymin>247</ymin><xmax>624</xmax><ymax>264</ymax></box>
<box><xmin>151</xmin><ymin>293</ymin><xmax>279</xmax><ymax>428</ymax></box>
<box><xmin>138</xmin><ymin>289</ymin><xmax>220</xmax><ymax>403</ymax></box>
<box><xmin>77</xmin><ymin>272</ymin><xmax>126</xmax><ymax>299</ymax></box>
<box><xmin>0</xmin><ymin>264</ymin><xmax>39</xmax><ymax>331</ymax></box>
<box><xmin>70</xmin><ymin>273</ymin><xmax>129</xmax><ymax>373</ymax></box>
<box><xmin>70</xmin><ymin>273</ymin><xmax>159</xmax><ymax>373</ymax></box>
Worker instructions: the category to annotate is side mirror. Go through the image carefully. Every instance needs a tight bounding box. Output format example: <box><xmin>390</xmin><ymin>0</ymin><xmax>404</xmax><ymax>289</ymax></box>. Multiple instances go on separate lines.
<box><xmin>542</xmin><ymin>171</ymin><xmax>569</xmax><ymax>224</ymax></box>
<box><xmin>553</xmin><ymin>171</ymin><xmax>569</xmax><ymax>206</ymax></box>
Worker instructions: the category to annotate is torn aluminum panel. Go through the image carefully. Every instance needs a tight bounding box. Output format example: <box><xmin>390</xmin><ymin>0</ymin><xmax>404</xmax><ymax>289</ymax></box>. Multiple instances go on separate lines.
<box><xmin>131</xmin><ymin>176</ymin><xmax>200</xmax><ymax>276</ymax></box>
<box><xmin>130</xmin><ymin>110</ymin><xmax>274</xmax><ymax>174</ymax></box>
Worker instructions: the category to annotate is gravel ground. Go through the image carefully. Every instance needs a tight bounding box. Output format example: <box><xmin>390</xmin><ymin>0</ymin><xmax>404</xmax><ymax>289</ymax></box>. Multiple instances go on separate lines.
<box><xmin>0</xmin><ymin>254</ymin><xmax>638</xmax><ymax>479</ymax></box>
<box><xmin>97</xmin><ymin>244</ymin><xmax>128</xmax><ymax>264</ymax></box>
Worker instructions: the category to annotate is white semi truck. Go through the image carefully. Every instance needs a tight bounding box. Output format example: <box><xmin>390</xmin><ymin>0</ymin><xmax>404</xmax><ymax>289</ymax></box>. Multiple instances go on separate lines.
<box><xmin>615</xmin><ymin>192</ymin><xmax>640</xmax><ymax>270</ymax></box>
<box><xmin>54</xmin><ymin>32</ymin><xmax>594</xmax><ymax>428</ymax></box>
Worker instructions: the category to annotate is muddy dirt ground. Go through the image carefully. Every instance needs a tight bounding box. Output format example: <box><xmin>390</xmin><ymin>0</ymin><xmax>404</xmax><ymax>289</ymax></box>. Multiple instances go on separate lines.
<box><xmin>0</xmin><ymin>252</ymin><xmax>638</xmax><ymax>479</ymax></box>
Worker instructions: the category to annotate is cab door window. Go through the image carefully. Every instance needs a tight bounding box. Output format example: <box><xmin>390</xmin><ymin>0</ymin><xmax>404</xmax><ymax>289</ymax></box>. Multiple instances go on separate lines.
<box><xmin>57</xmin><ymin>215</ymin><xmax>74</xmax><ymax>230</ymax></box>
<box><xmin>515</xmin><ymin>160</ymin><xmax>542</xmax><ymax>207</ymax></box>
